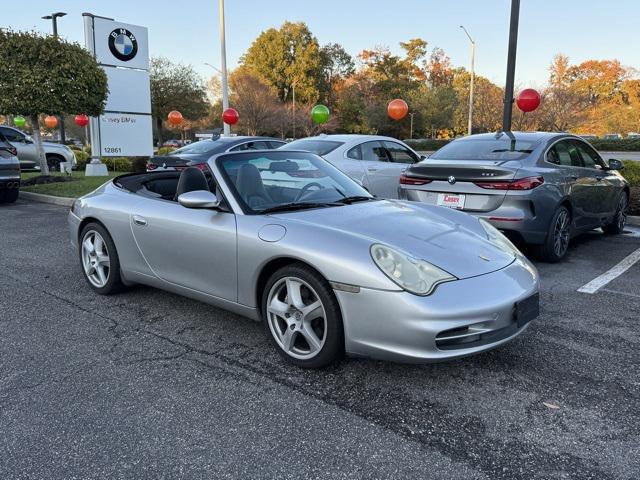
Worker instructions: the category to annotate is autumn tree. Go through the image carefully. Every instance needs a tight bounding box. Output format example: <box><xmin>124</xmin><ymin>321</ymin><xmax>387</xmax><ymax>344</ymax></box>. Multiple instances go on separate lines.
<box><xmin>229</xmin><ymin>67</ymin><xmax>281</xmax><ymax>136</ymax></box>
<box><xmin>241</xmin><ymin>22</ymin><xmax>323</xmax><ymax>103</ymax></box>
<box><xmin>150</xmin><ymin>57</ymin><xmax>209</xmax><ymax>145</ymax></box>
<box><xmin>453</xmin><ymin>69</ymin><xmax>503</xmax><ymax>134</ymax></box>
<box><xmin>0</xmin><ymin>30</ymin><xmax>108</xmax><ymax>175</ymax></box>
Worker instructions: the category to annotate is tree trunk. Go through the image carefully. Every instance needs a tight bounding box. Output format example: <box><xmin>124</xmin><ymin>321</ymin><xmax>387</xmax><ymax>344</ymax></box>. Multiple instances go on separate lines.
<box><xmin>30</xmin><ymin>114</ymin><xmax>49</xmax><ymax>176</ymax></box>
<box><xmin>156</xmin><ymin>117</ymin><xmax>164</xmax><ymax>147</ymax></box>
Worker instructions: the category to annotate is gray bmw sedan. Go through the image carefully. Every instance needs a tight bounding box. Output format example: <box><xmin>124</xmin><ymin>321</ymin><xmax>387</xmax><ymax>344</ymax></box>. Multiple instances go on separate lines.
<box><xmin>398</xmin><ymin>132</ymin><xmax>629</xmax><ymax>262</ymax></box>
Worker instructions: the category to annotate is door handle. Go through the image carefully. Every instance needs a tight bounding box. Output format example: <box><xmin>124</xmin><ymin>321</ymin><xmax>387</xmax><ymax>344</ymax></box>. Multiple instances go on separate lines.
<box><xmin>132</xmin><ymin>215</ymin><xmax>147</xmax><ymax>226</ymax></box>
<box><xmin>367</xmin><ymin>167</ymin><xmax>378</xmax><ymax>172</ymax></box>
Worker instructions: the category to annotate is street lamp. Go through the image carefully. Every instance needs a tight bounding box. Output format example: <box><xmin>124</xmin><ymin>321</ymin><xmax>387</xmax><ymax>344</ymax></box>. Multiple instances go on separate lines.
<box><xmin>204</xmin><ymin>62</ymin><xmax>223</xmax><ymax>75</ymax></box>
<box><xmin>218</xmin><ymin>0</ymin><xmax>230</xmax><ymax>136</ymax></box>
<box><xmin>409</xmin><ymin>112</ymin><xmax>415</xmax><ymax>139</ymax></box>
<box><xmin>42</xmin><ymin>12</ymin><xmax>67</xmax><ymax>145</ymax></box>
<box><xmin>460</xmin><ymin>25</ymin><xmax>475</xmax><ymax>136</ymax></box>
<box><xmin>502</xmin><ymin>0</ymin><xmax>521</xmax><ymax>132</ymax></box>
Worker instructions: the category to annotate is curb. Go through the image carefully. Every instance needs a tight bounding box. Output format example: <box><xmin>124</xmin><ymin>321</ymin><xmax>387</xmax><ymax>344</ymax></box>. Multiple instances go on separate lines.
<box><xmin>19</xmin><ymin>191</ymin><xmax>75</xmax><ymax>207</ymax></box>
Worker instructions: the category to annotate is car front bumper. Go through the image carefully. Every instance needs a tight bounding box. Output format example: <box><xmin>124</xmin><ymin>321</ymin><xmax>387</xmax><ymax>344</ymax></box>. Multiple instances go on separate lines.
<box><xmin>335</xmin><ymin>256</ymin><xmax>539</xmax><ymax>363</ymax></box>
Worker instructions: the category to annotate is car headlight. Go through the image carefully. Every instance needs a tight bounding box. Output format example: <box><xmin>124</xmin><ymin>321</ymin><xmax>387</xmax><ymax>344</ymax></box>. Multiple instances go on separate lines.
<box><xmin>479</xmin><ymin>218</ymin><xmax>522</xmax><ymax>257</ymax></box>
<box><xmin>370</xmin><ymin>244</ymin><xmax>456</xmax><ymax>295</ymax></box>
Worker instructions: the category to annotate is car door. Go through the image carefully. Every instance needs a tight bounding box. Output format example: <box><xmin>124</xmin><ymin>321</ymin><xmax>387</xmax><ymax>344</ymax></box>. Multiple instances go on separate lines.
<box><xmin>129</xmin><ymin>195</ymin><xmax>238</xmax><ymax>302</ymax></box>
<box><xmin>345</xmin><ymin>141</ymin><xmax>395</xmax><ymax>197</ymax></box>
<box><xmin>572</xmin><ymin>140</ymin><xmax>619</xmax><ymax>220</ymax></box>
<box><xmin>0</xmin><ymin>127</ymin><xmax>38</xmax><ymax>164</ymax></box>
<box><xmin>546</xmin><ymin>139</ymin><xmax>597</xmax><ymax>228</ymax></box>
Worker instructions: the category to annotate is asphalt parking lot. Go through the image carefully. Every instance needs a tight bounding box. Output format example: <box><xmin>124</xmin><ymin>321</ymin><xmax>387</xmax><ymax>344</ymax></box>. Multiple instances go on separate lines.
<box><xmin>1</xmin><ymin>200</ymin><xmax>639</xmax><ymax>480</ymax></box>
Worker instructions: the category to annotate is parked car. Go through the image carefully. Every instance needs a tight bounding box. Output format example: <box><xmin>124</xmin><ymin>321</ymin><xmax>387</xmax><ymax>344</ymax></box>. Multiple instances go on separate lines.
<box><xmin>398</xmin><ymin>132</ymin><xmax>629</xmax><ymax>262</ymax></box>
<box><xmin>147</xmin><ymin>136</ymin><xmax>286</xmax><ymax>171</ymax></box>
<box><xmin>602</xmin><ymin>133</ymin><xmax>623</xmax><ymax>140</ymax></box>
<box><xmin>279</xmin><ymin>134</ymin><xmax>425</xmax><ymax>198</ymax></box>
<box><xmin>69</xmin><ymin>149</ymin><xmax>539</xmax><ymax>368</ymax></box>
<box><xmin>579</xmin><ymin>134</ymin><xmax>598</xmax><ymax>140</ymax></box>
<box><xmin>626</xmin><ymin>132</ymin><xmax>640</xmax><ymax>139</ymax></box>
<box><xmin>0</xmin><ymin>126</ymin><xmax>77</xmax><ymax>171</ymax></box>
<box><xmin>162</xmin><ymin>139</ymin><xmax>183</xmax><ymax>148</ymax></box>
<box><xmin>0</xmin><ymin>131</ymin><xmax>20</xmax><ymax>204</ymax></box>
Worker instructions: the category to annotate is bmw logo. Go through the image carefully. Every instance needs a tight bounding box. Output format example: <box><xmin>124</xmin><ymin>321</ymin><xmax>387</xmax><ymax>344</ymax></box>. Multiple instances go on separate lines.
<box><xmin>108</xmin><ymin>28</ymin><xmax>138</xmax><ymax>61</ymax></box>
<box><xmin>448</xmin><ymin>175</ymin><xmax>456</xmax><ymax>185</ymax></box>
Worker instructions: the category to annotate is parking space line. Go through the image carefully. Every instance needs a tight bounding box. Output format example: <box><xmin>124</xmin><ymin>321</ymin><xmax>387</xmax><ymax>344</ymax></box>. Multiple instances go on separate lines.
<box><xmin>578</xmin><ymin>247</ymin><xmax>640</xmax><ymax>294</ymax></box>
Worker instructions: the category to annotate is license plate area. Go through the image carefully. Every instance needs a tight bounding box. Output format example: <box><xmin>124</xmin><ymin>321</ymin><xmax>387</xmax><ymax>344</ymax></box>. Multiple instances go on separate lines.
<box><xmin>514</xmin><ymin>293</ymin><xmax>539</xmax><ymax>328</ymax></box>
<box><xmin>436</xmin><ymin>193</ymin><xmax>466</xmax><ymax>209</ymax></box>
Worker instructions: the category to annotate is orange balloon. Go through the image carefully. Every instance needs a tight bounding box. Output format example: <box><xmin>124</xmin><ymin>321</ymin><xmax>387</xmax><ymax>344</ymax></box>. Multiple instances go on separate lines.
<box><xmin>44</xmin><ymin>115</ymin><xmax>58</xmax><ymax>129</ymax></box>
<box><xmin>167</xmin><ymin>110</ymin><xmax>183</xmax><ymax>126</ymax></box>
<box><xmin>387</xmin><ymin>99</ymin><xmax>409</xmax><ymax>121</ymax></box>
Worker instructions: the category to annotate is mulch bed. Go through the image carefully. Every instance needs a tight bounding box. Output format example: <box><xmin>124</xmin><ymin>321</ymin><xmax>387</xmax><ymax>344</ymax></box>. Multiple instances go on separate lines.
<box><xmin>630</xmin><ymin>186</ymin><xmax>640</xmax><ymax>217</ymax></box>
<box><xmin>21</xmin><ymin>175</ymin><xmax>75</xmax><ymax>187</ymax></box>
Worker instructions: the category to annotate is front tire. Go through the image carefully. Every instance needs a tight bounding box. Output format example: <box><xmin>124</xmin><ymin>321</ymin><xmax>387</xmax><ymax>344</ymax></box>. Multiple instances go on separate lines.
<box><xmin>534</xmin><ymin>205</ymin><xmax>571</xmax><ymax>263</ymax></box>
<box><xmin>262</xmin><ymin>264</ymin><xmax>344</xmax><ymax>368</ymax></box>
<box><xmin>602</xmin><ymin>192</ymin><xmax>628</xmax><ymax>235</ymax></box>
<box><xmin>79</xmin><ymin>223</ymin><xmax>125</xmax><ymax>295</ymax></box>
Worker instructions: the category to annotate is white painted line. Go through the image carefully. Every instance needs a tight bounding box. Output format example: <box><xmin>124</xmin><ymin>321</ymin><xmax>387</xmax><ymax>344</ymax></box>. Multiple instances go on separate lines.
<box><xmin>578</xmin><ymin>247</ymin><xmax>640</xmax><ymax>294</ymax></box>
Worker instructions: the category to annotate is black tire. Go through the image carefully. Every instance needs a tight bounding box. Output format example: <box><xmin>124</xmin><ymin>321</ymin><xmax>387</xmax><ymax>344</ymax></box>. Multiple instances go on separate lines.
<box><xmin>46</xmin><ymin>154</ymin><xmax>63</xmax><ymax>172</ymax></box>
<box><xmin>262</xmin><ymin>263</ymin><xmax>344</xmax><ymax>369</ymax></box>
<box><xmin>78</xmin><ymin>222</ymin><xmax>125</xmax><ymax>295</ymax></box>
<box><xmin>602</xmin><ymin>192</ymin><xmax>628</xmax><ymax>235</ymax></box>
<box><xmin>0</xmin><ymin>187</ymin><xmax>19</xmax><ymax>204</ymax></box>
<box><xmin>534</xmin><ymin>205</ymin><xmax>572</xmax><ymax>263</ymax></box>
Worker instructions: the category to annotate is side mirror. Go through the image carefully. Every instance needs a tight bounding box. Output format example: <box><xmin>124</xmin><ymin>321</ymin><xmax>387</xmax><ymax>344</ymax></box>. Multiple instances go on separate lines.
<box><xmin>420</xmin><ymin>154</ymin><xmax>428</xmax><ymax>161</ymax></box>
<box><xmin>177</xmin><ymin>190</ymin><xmax>221</xmax><ymax>209</ymax></box>
<box><xmin>607</xmin><ymin>158</ymin><xmax>624</xmax><ymax>171</ymax></box>
<box><xmin>24</xmin><ymin>136</ymin><xmax>34</xmax><ymax>144</ymax></box>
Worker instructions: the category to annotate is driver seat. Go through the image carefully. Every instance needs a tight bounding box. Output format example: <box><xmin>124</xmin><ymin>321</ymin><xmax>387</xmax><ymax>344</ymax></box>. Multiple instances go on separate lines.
<box><xmin>173</xmin><ymin>167</ymin><xmax>210</xmax><ymax>201</ymax></box>
<box><xmin>236</xmin><ymin>163</ymin><xmax>271</xmax><ymax>208</ymax></box>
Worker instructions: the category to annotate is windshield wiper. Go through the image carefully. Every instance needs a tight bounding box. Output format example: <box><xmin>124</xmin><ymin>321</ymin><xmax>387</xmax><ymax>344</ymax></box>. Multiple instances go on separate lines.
<box><xmin>333</xmin><ymin>195</ymin><xmax>376</xmax><ymax>205</ymax></box>
<box><xmin>260</xmin><ymin>202</ymin><xmax>341</xmax><ymax>214</ymax></box>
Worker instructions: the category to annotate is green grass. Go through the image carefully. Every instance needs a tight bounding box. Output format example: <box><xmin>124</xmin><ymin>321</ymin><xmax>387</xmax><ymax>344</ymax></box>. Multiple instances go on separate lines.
<box><xmin>621</xmin><ymin>160</ymin><xmax>640</xmax><ymax>187</ymax></box>
<box><xmin>21</xmin><ymin>171</ymin><xmax>126</xmax><ymax>198</ymax></box>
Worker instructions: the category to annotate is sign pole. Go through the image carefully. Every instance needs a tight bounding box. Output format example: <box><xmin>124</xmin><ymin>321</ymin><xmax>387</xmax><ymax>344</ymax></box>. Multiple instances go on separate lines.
<box><xmin>219</xmin><ymin>0</ymin><xmax>230</xmax><ymax>136</ymax></box>
<box><xmin>502</xmin><ymin>0</ymin><xmax>520</xmax><ymax>132</ymax></box>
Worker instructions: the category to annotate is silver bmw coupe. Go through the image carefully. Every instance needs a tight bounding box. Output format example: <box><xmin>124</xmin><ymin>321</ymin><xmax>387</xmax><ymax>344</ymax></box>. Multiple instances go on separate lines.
<box><xmin>69</xmin><ymin>150</ymin><xmax>540</xmax><ymax>368</ymax></box>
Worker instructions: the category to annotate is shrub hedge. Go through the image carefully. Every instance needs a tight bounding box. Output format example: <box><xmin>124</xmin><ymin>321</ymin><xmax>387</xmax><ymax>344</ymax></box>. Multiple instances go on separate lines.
<box><xmin>622</xmin><ymin>160</ymin><xmax>640</xmax><ymax>187</ymax></box>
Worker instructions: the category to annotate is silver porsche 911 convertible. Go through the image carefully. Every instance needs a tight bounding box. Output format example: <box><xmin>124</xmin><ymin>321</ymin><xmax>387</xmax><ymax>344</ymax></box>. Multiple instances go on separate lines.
<box><xmin>69</xmin><ymin>150</ymin><xmax>540</xmax><ymax>368</ymax></box>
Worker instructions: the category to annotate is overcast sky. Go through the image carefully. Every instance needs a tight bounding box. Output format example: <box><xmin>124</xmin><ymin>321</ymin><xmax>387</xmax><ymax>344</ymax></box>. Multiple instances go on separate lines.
<box><xmin>5</xmin><ymin>0</ymin><xmax>639</xmax><ymax>88</ymax></box>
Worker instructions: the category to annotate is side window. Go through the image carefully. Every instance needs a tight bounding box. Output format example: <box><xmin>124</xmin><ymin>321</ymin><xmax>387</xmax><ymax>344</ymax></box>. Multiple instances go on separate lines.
<box><xmin>360</xmin><ymin>141</ymin><xmax>389</xmax><ymax>162</ymax></box>
<box><xmin>268</xmin><ymin>141</ymin><xmax>286</xmax><ymax>149</ymax></box>
<box><xmin>382</xmin><ymin>141</ymin><xmax>419</xmax><ymax>164</ymax></box>
<box><xmin>573</xmin><ymin>141</ymin><xmax>604</xmax><ymax>169</ymax></box>
<box><xmin>0</xmin><ymin>127</ymin><xmax>23</xmax><ymax>143</ymax></box>
<box><xmin>346</xmin><ymin>145</ymin><xmax>362</xmax><ymax>160</ymax></box>
<box><xmin>547</xmin><ymin>141</ymin><xmax>580</xmax><ymax>167</ymax></box>
<box><xmin>229</xmin><ymin>141</ymin><xmax>270</xmax><ymax>152</ymax></box>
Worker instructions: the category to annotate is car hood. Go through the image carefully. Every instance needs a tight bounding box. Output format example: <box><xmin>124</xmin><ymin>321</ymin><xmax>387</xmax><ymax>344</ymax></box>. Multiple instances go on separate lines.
<box><xmin>271</xmin><ymin>200</ymin><xmax>515</xmax><ymax>279</ymax></box>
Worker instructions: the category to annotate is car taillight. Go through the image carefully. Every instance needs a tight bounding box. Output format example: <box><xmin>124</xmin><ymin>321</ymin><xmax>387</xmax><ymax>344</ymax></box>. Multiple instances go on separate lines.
<box><xmin>475</xmin><ymin>176</ymin><xmax>544</xmax><ymax>190</ymax></box>
<box><xmin>400</xmin><ymin>173</ymin><xmax>432</xmax><ymax>186</ymax></box>
<box><xmin>192</xmin><ymin>163</ymin><xmax>209</xmax><ymax>171</ymax></box>
<box><xmin>146</xmin><ymin>163</ymin><xmax>157</xmax><ymax>170</ymax></box>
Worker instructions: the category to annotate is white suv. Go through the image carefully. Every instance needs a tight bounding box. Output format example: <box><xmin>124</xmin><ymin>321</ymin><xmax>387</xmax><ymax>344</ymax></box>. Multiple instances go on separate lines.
<box><xmin>0</xmin><ymin>126</ymin><xmax>77</xmax><ymax>171</ymax></box>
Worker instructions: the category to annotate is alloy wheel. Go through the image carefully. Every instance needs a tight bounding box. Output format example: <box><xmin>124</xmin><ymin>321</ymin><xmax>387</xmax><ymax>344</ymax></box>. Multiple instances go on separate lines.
<box><xmin>553</xmin><ymin>209</ymin><xmax>570</xmax><ymax>257</ymax></box>
<box><xmin>81</xmin><ymin>230</ymin><xmax>111</xmax><ymax>288</ymax></box>
<box><xmin>266</xmin><ymin>277</ymin><xmax>327</xmax><ymax>360</ymax></box>
<box><xmin>617</xmin><ymin>195</ymin><xmax>628</xmax><ymax>231</ymax></box>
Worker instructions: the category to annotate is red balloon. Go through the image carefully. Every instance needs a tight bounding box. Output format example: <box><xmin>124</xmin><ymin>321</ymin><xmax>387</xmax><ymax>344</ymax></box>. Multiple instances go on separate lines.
<box><xmin>516</xmin><ymin>89</ymin><xmax>541</xmax><ymax>113</ymax></box>
<box><xmin>387</xmin><ymin>99</ymin><xmax>409</xmax><ymax>121</ymax></box>
<box><xmin>75</xmin><ymin>114</ymin><xmax>89</xmax><ymax>127</ymax></box>
<box><xmin>167</xmin><ymin>110</ymin><xmax>183</xmax><ymax>126</ymax></box>
<box><xmin>44</xmin><ymin>115</ymin><xmax>58</xmax><ymax>129</ymax></box>
<box><xmin>222</xmin><ymin>108</ymin><xmax>239</xmax><ymax>125</ymax></box>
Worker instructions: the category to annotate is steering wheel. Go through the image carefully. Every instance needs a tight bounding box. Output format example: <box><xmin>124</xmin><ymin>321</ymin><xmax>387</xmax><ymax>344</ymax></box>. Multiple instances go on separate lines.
<box><xmin>295</xmin><ymin>182</ymin><xmax>324</xmax><ymax>202</ymax></box>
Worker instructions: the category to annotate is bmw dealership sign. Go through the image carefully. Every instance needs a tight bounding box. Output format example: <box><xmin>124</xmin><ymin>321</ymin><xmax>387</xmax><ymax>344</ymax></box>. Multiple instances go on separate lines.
<box><xmin>83</xmin><ymin>14</ymin><xmax>153</xmax><ymax>163</ymax></box>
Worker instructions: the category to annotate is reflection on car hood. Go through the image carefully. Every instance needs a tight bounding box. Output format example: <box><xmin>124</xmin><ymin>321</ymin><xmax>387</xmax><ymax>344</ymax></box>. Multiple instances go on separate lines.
<box><xmin>272</xmin><ymin>200</ymin><xmax>515</xmax><ymax>279</ymax></box>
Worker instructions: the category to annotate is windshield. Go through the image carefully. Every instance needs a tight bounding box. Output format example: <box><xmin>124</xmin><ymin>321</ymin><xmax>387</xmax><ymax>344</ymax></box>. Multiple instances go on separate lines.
<box><xmin>217</xmin><ymin>151</ymin><xmax>372</xmax><ymax>214</ymax></box>
<box><xmin>172</xmin><ymin>140</ymin><xmax>220</xmax><ymax>155</ymax></box>
<box><xmin>430</xmin><ymin>138</ymin><xmax>538</xmax><ymax>161</ymax></box>
<box><xmin>279</xmin><ymin>139</ymin><xmax>344</xmax><ymax>156</ymax></box>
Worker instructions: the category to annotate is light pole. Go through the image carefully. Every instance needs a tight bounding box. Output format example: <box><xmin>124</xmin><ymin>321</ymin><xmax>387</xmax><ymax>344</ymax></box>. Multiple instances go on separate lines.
<box><xmin>218</xmin><ymin>0</ymin><xmax>230</xmax><ymax>136</ymax></box>
<box><xmin>460</xmin><ymin>25</ymin><xmax>475</xmax><ymax>136</ymax></box>
<box><xmin>409</xmin><ymin>112</ymin><xmax>415</xmax><ymax>139</ymax></box>
<box><xmin>42</xmin><ymin>12</ymin><xmax>67</xmax><ymax>144</ymax></box>
<box><xmin>502</xmin><ymin>0</ymin><xmax>521</xmax><ymax>132</ymax></box>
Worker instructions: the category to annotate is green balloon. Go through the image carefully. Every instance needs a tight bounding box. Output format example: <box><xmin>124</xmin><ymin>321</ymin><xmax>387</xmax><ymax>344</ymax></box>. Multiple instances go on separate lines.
<box><xmin>14</xmin><ymin>115</ymin><xmax>26</xmax><ymax>128</ymax></box>
<box><xmin>311</xmin><ymin>104</ymin><xmax>330</xmax><ymax>124</ymax></box>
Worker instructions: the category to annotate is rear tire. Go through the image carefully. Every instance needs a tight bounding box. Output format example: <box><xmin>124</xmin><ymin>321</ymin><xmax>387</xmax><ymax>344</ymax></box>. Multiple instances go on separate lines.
<box><xmin>79</xmin><ymin>222</ymin><xmax>125</xmax><ymax>295</ymax></box>
<box><xmin>0</xmin><ymin>187</ymin><xmax>19</xmax><ymax>204</ymax></box>
<box><xmin>262</xmin><ymin>263</ymin><xmax>344</xmax><ymax>368</ymax></box>
<box><xmin>602</xmin><ymin>192</ymin><xmax>628</xmax><ymax>235</ymax></box>
<box><xmin>46</xmin><ymin>154</ymin><xmax>63</xmax><ymax>172</ymax></box>
<box><xmin>534</xmin><ymin>205</ymin><xmax>571</xmax><ymax>263</ymax></box>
